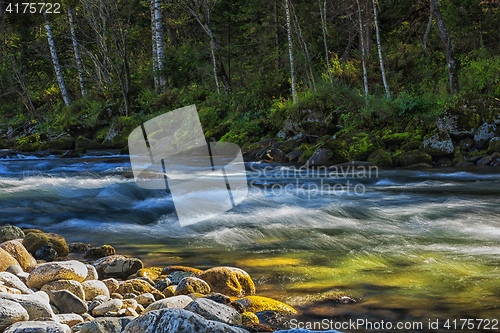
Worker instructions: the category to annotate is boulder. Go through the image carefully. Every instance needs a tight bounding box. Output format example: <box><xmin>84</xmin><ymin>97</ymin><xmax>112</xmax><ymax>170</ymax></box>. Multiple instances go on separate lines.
<box><xmin>233</xmin><ymin>296</ymin><xmax>297</xmax><ymax>315</ymax></box>
<box><xmin>202</xmin><ymin>293</ymin><xmax>231</xmax><ymax>305</ymax></box>
<box><xmin>67</xmin><ymin>243</ymin><xmax>92</xmax><ymax>254</ymax></box>
<box><xmin>84</xmin><ymin>246</ymin><xmax>115</xmax><ymax>260</ymax></box>
<box><xmin>349</xmin><ymin>135</ymin><xmax>385</xmax><ymax>161</ymax></box>
<box><xmin>262</xmin><ymin>149</ymin><xmax>287</xmax><ymax>163</ymax></box>
<box><xmin>0</xmin><ymin>273</ymin><xmax>32</xmax><ymax>294</ymax></box>
<box><xmin>122</xmin><ymin>308</ymin><xmax>249</xmax><ymax>333</ymax></box>
<box><xmin>435</xmin><ymin>98</ymin><xmax>480</xmax><ymax>139</ymax></box>
<box><xmin>286</xmin><ymin>150</ymin><xmax>304</xmax><ymax>162</ymax></box>
<box><xmin>166</xmin><ymin>272</ymin><xmax>195</xmax><ymax>285</ymax></box>
<box><xmin>367</xmin><ymin>149</ymin><xmax>393</xmax><ymax>168</ymax></box>
<box><xmin>0</xmin><ymin>249</ymin><xmax>20</xmax><ymax>272</ymax></box>
<box><xmin>0</xmin><ymin>241</ymin><xmax>37</xmax><ymax>271</ymax></box>
<box><xmin>474</xmin><ymin>123</ymin><xmax>497</xmax><ymax>149</ymax></box>
<box><xmin>91</xmin><ymin>255</ymin><xmax>124</xmax><ymax>279</ymax></box>
<box><xmin>199</xmin><ymin>267</ymin><xmax>255</xmax><ymax>298</ymax></box>
<box><xmin>82</xmin><ymin>281</ymin><xmax>109</xmax><ymax>301</ymax></box>
<box><xmin>75</xmin><ymin>137</ymin><xmax>106</xmax><ymax>151</ymax></box>
<box><xmin>54</xmin><ymin>314</ymin><xmax>84</xmax><ymax>328</ymax></box>
<box><xmin>394</xmin><ymin>151</ymin><xmax>432</xmax><ymax>167</ymax></box>
<box><xmin>79</xmin><ymin>317</ymin><xmax>135</xmax><ymax>333</ymax></box>
<box><xmin>278</xmin><ymin>134</ymin><xmax>309</xmax><ymax>154</ymax></box>
<box><xmin>27</xmin><ymin>261</ymin><xmax>87</xmax><ymax>289</ymax></box>
<box><xmin>488</xmin><ymin>137</ymin><xmax>500</xmax><ymax>153</ymax></box>
<box><xmin>422</xmin><ymin>131</ymin><xmax>454</xmax><ymax>156</ymax></box>
<box><xmin>3</xmin><ymin>321</ymin><xmax>70</xmax><ymax>333</ymax></box>
<box><xmin>175</xmin><ymin>278</ymin><xmax>210</xmax><ymax>296</ymax></box>
<box><xmin>477</xmin><ymin>156</ymin><xmax>493</xmax><ymax>166</ymax></box>
<box><xmin>144</xmin><ymin>296</ymin><xmax>192</xmax><ymax>313</ymax></box>
<box><xmin>116</xmin><ymin>280</ymin><xmax>159</xmax><ymax>296</ymax></box>
<box><xmin>184</xmin><ymin>298</ymin><xmax>241</xmax><ymax>325</ymax></box>
<box><xmin>40</xmin><ymin>280</ymin><xmax>85</xmax><ymax>301</ymax></box>
<box><xmin>102</xmin><ymin>258</ymin><xmax>143</xmax><ymax>279</ymax></box>
<box><xmin>92</xmin><ymin>299</ymin><xmax>123</xmax><ymax>317</ymax></box>
<box><xmin>256</xmin><ymin>310</ymin><xmax>291</xmax><ymax>330</ymax></box>
<box><xmin>22</xmin><ymin>233</ymin><xmax>68</xmax><ymax>258</ymax></box>
<box><xmin>0</xmin><ymin>299</ymin><xmax>29</xmax><ymax>331</ymax></box>
<box><xmin>0</xmin><ymin>291</ymin><xmax>55</xmax><ymax>320</ymax></box>
<box><xmin>134</xmin><ymin>294</ymin><xmax>155</xmax><ymax>307</ymax></box>
<box><xmin>46</xmin><ymin>290</ymin><xmax>88</xmax><ymax>315</ymax></box>
<box><xmin>0</xmin><ymin>227</ymin><xmax>25</xmax><ymax>243</ymax></box>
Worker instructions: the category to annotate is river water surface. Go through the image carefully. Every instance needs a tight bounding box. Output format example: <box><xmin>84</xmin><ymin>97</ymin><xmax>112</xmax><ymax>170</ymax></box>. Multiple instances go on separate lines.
<box><xmin>1</xmin><ymin>152</ymin><xmax>500</xmax><ymax>332</ymax></box>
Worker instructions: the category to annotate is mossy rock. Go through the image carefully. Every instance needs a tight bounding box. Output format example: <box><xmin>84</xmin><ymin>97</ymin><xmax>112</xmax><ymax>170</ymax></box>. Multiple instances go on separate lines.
<box><xmin>381</xmin><ymin>132</ymin><xmax>410</xmax><ymax>147</ymax></box>
<box><xmin>22</xmin><ymin>232</ymin><xmax>69</xmax><ymax>257</ymax></box>
<box><xmin>199</xmin><ymin>267</ymin><xmax>255</xmax><ymax>297</ymax></box>
<box><xmin>136</xmin><ymin>267</ymin><xmax>163</xmax><ymax>281</ymax></box>
<box><xmin>15</xmin><ymin>134</ymin><xmax>41</xmax><ymax>152</ymax></box>
<box><xmin>452</xmin><ymin>93</ymin><xmax>500</xmax><ymax>125</ymax></box>
<box><xmin>436</xmin><ymin>94</ymin><xmax>485</xmax><ymax>138</ymax></box>
<box><xmin>367</xmin><ymin>149</ymin><xmax>393</xmax><ymax>168</ymax></box>
<box><xmin>279</xmin><ymin>133</ymin><xmax>309</xmax><ymax>154</ymax></box>
<box><xmin>422</xmin><ymin>131</ymin><xmax>454</xmax><ymax>156</ymax></box>
<box><xmin>102</xmin><ymin>116</ymin><xmax>142</xmax><ymax>148</ymax></box>
<box><xmin>401</xmin><ymin>139</ymin><xmax>423</xmax><ymax>152</ymax></box>
<box><xmin>0</xmin><ymin>225</ymin><xmax>25</xmax><ymax>243</ymax></box>
<box><xmin>76</xmin><ymin>136</ymin><xmax>106</xmax><ymax>150</ymax></box>
<box><xmin>116</xmin><ymin>279</ymin><xmax>160</xmax><ymax>295</ymax></box>
<box><xmin>241</xmin><ymin>312</ymin><xmax>259</xmax><ymax>325</ymax></box>
<box><xmin>161</xmin><ymin>266</ymin><xmax>204</xmax><ymax>277</ymax></box>
<box><xmin>394</xmin><ymin>151</ymin><xmax>432</xmax><ymax>167</ymax></box>
<box><xmin>488</xmin><ymin>137</ymin><xmax>500</xmax><ymax>153</ymax></box>
<box><xmin>349</xmin><ymin>135</ymin><xmax>385</xmax><ymax>161</ymax></box>
<box><xmin>297</xmin><ymin>144</ymin><xmax>319</xmax><ymax>164</ymax></box>
<box><xmin>234</xmin><ymin>296</ymin><xmax>298</xmax><ymax>315</ymax></box>
<box><xmin>40</xmin><ymin>137</ymin><xmax>76</xmax><ymax>151</ymax></box>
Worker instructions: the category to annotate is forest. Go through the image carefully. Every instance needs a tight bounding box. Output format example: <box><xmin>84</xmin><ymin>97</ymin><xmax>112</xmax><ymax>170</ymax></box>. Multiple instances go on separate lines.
<box><xmin>0</xmin><ymin>0</ymin><xmax>499</xmax><ymax>151</ymax></box>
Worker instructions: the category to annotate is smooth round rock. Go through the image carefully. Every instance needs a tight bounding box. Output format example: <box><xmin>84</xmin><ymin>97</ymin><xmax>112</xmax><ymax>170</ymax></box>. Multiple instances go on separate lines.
<box><xmin>102</xmin><ymin>257</ymin><xmax>143</xmax><ymax>279</ymax></box>
<box><xmin>0</xmin><ymin>272</ymin><xmax>32</xmax><ymax>294</ymax></box>
<box><xmin>0</xmin><ymin>241</ymin><xmax>36</xmax><ymax>271</ymax></box>
<box><xmin>0</xmin><ymin>226</ymin><xmax>25</xmax><ymax>243</ymax></box>
<box><xmin>0</xmin><ymin>299</ymin><xmax>29</xmax><ymax>331</ymax></box>
<box><xmin>92</xmin><ymin>299</ymin><xmax>123</xmax><ymax>317</ymax></box>
<box><xmin>81</xmin><ymin>280</ymin><xmax>109</xmax><ymax>301</ymax></box>
<box><xmin>41</xmin><ymin>280</ymin><xmax>85</xmax><ymax>301</ymax></box>
<box><xmin>5</xmin><ymin>266</ymin><xmax>23</xmax><ymax>275</ymax></box>
<box><xmin>0</xmin><ymin>291</ymin><xmax>55</xmax><ymax>320</ymax></box>
<box><xmin>184</xmin><ymin>297</ymin><xmax>242</xmax><ymax>325</ymax></box>
<box><xmin>175</xmin><ymin>277</ymin><xmax>210</xmax><ymax>296</ymax></box>
<box><xmin>198</xmin><ymin>267</ymin><xmax>255</xmax><ymax>297</ymax></box>
<box><xmin>46</xmin><ymin>290</ymin><xmax>88</xmax><ymax>315</ymax></box>
<box><xmin>3</xmin><ymin>321</ymin><xmax>71</xmax><ymax>333</ymax></box>
<box><xmin>0</xmin><ymin>248</ymin><xmax>20</xmax><ymax>272</ymax></box>
<box><xmin>27</xmin><ymin>261</ymin><xmax>87</xmax><ymax>289</ymax></box>
<box><xmin>35</xmin><ymin>245</ymin><xmax>57</xmax><ymax>262</ymax></box>
<box><xmin>144</xmin><ymin>295</ymin><xmax>192</xmax><ymax>313</ymax></box>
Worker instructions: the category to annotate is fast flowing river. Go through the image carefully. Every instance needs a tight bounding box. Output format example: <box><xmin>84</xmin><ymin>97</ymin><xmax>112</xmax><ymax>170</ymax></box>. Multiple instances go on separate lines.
<box><xmin>1</xmin><ymin>151</ymin><xmax>500</xmax><ymax>332</ymax></box>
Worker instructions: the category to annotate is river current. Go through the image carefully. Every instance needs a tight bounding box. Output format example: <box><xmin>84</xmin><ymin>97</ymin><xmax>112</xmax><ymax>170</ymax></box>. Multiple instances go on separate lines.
<box><xmin>1</xmin><ymin>152</ymin><xmax>500</xmax><ymax>331</ymax></box>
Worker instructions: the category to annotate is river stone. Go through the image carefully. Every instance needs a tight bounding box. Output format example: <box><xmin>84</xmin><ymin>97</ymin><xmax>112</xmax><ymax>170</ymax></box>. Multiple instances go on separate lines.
<box><xmin>153</xmin><ymin>279</ymin><xmax>171</xmax><ymax>293</ymax></box>
<box><xmin>233</xmin><ymin>296</ymin><xmax>297</xmax><ymax>315</ymax></box>
<box><xmin>0</xmin><ymin>227</ymin><xmax>25</xmax><ymax>244</ymax></box>
<box><xmin>241</xmin><ymin>312</ymin><xmax>258</xmax><ymax>325</ymax></box>
<box><xmin>27</xmin><ymin>261</ymin><xmax>87</xmax><ymax>289</ymax></box>
<box><xmin>81</xmin><ymin>281</ymin><xmax>109</xmax><ymax>301</ymax></box>
<box><xmin>199</xmin><ymin>267</ymin><xmax>255</xmax><ymax>297</ymax></box>
<box><xmin>92</xmin><ymin>299</ymin><xmax>123</xmax><ymax>317</ymax></box>
<box><xmin>116</xmin><ymin>280</ymin><xmax>158</xmax><ymax>296</ymax></box>
<box><xmin>367</xmin><ymin>149</ymin><xmax>393</xmax><ymax>168</ymax></box>
<box><xmin>162</xmin><ymin>286</ymin><xmax>176</xmax><ymax>298</ymax></box>
<box><xmin>41</xmin><ymin>281</ymin><xmax>85</xmax><ymax>301</ymax></box>
<box><xmin>5</xmin><ymin>266</ymin><xmax>23</xmax><ymax>275</ymax></box>
<box><xmin>0</xmin><ymin>291</ymin><xmax>55</xmax><ymax>320</ymax></box>
<box><xmin>144</xmin><ymin>296</ymin><xmax>192</xmax><ymax>313</ymax></box>
<box><xmin>134</xmin><ymin>294</ymin><xmax>155</xmax><ymax>307</ymax></box>
<box><xmin>92</xmin><ymin>256</ymin><xmax>124</xmax><ymax>279</ymax></box>
<box><xmin>101</xmin><ymin>279</ymin><xmax>119</xmax><ymax>295</ymax></box>
<box><xmin>54</xmin><ymin>314</ymin><xmax>83</xmax><ymax>328</ymax></box>
<box><xmin>103</xmin><ymin>257</ymin><xmax>143</xmax><ymax>279</ymax></box>
<box><xmin>161</xmin><ymin>266</ymin><xmax>203</xmax><ymax>277</ymax></box>
<box><xmin>123</xmin><ymin>308</ymin><xmax>249</xmax><ymax>333</ymax></box>
<box><xmin>83</xmin><ymin>246</ymin><xmax>115</xmax><ymax>260</ymax></box>
<box><xmin>35</xmin><ymin>245</ymin><xmax>58</xmax><ymax>262</ymax></box>
<box><xmin>175</xmin><ymin>277</ymin><xmax>210</xmax><ymax>296</ymax></box>
<box><xmin>166</xmin><ymin>272</ymin><xmax>195</xmax><ymax>285</ymax></box>
<box><xmin>67</xmin><ymin>242</ymin><xmax>92</xmax><ymax>254</ymax></box>
<box><xmin>477</xmin><ymin>156</ymin><xmax>493</xmax><ymax>166</ymax></box>
<box><xmin>46</xmin><ymin>290</ymin><xmax>88</xmax><ymax>315</ymax></box>
<box><xmin>0</xmin><ymin>273</ymin><xmax>32</xmax><ymax>294</ymax></box>
<box><xmin>474</xmin><ymin>123</ymin><xmax>497</xmax><ymax>149</ymax></box>
<box><xmin>3</xmin><ymin>321</ymin><xmax>71</xmax><ymax>333</ymax></box>
<box><xmin>79</xmin><ymin>317</ymin><xmax>135</xmax><ymax>333</ymax></box>
<box><xmin>256</xmin><ymin>310</ymin><xmax>291</xmax><ymax>330</ymax></box>
<box><xmin>0</xmin><ymin>241</ymin><xmax>37</xmax><ymax>271</ymax></box>
<box><xmin>184</xmin><ymin>298</ymin><xmax>242</xmax><ymax>325</ymax></box>
<box><xmin>22</xmin><ymin>233</ymin><xmax>69</xmax><ymax>258</ymax></box>
<box><xmin>203</xmin><ymin>293</ymin><xmax>231</xmax><ymax>305</ymax></box>
<box><xmin>423</xmin><ymin>131</ymin><xmax>454</xmax><ymax>156</ymax></box>
<box><xmin>0</xmin><ymin>248</ymin><xmax>20</xmax><ymax>272</ymax></box>
<box><xmin>83</xmin><ymin>265</ymin><xmax>97</xmax><ymax>282</ymax></box>
<box><xmin>0</xmin><ymin>299</ymin><xmax>29</xmax><ymax>331</ymax></box>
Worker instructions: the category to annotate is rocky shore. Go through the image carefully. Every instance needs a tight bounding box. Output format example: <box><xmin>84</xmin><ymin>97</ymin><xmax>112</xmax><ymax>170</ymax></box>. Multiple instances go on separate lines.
<box><xmin>0</xmin><ymin>225</ymin><xmax>344</xmax><ymax>333</ymax></box>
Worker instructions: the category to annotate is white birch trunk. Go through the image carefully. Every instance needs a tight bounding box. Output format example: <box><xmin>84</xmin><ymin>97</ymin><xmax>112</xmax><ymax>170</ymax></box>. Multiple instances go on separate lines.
<box><xmin>151</xmin><ymin>0</ymin><xmax>159</xmax><ymax>91</ymax></box>
<box><xmin>68</xmin><ymin>7</ymin><xmax>86</xmax><ymax>97</ymax></box>
<box><xmin>44</xmin><ymin>12</ymin><xmax>71</xmax><ymax>106</ymax></box>
<box><xmin>285</xmin><ymin>0</ymin><xmax>296</xmax><ymax>103</ymax></box>
<box><xmin>209</xmin><ymin>31</ymin><xmax>221</xmax><ymax>94</ymax></box>
<box><xmin>154</xmin><ymin>0</ymin><xmax>167</xmax><ymax>90</ymax></box>
<box><xmin>372</xmin><ymin>0</ymin><xmax>390</xmax><ymax>99</ymax></box>
<box><xmin>319</xmin><ymin>0</ymin><xmax>332</xmax><ymax>84</ymax></box>
<box><xmin>356</xmin><ymin>0</ymin><xmax>369</xmax><ymax>100</ymax></box>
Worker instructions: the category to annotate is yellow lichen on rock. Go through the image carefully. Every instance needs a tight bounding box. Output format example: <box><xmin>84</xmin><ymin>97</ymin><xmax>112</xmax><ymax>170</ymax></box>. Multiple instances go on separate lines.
<box><xmin>234</xmin><ymin>296</ymin><xmax>298</xmax><ymax>315</ymax></box>
<box><xmin>199</xmin><ymin>267</ymin><xmax>255</xmax><ymax>297</ymax></box>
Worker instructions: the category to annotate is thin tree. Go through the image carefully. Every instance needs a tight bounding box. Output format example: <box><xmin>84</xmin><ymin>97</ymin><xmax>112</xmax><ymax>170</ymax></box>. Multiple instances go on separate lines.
<box><xmin>68</xmin><ymin>6</ymin><xmax>86</xmax><ymax>97</ymax></box>
<box><xmin>319</xmin><ymin>0</ymin><xmax>333</xmax><ymax>84</ymax></box>
<box><xmin>284</xmin><ymin>0</ymin><xmax>296</xmax><ymax>102</ymax></box>
<box><xmin>151</xmin><ymin>0</ymin><xmax>159</xmax><ymax>91</ymax></box>
<box><xmin>178</xmin><ymin>0</ymin><xmax>230</xmax><ymax>95</ymax></box>
<box><xmin>356</xmin><ymin>0</ymin><xmax>369</xmax><ymax>100</ymax></box>
<box><xmin>430</xmin><ymin>0</ymin><xmax>459</xmax><ymax>95</ymax></box>
<box><xmin>153</xmin><ymin>0</ymin><xmax>167</xmax><ymax>91</ymax></box>
<box><xmin>43</xmin><ymin>12</ymin><xmax>71</xmax><ymax>106</ymax></box>
<box><xmin>372</xmin><ymin>0</ymin><xmax>390</xmax><ymax>99</ymax></box>
<box><xmin>420</xmin><ymin>2</ymin><xmax>433</xmax><ymax>57</ymax></box>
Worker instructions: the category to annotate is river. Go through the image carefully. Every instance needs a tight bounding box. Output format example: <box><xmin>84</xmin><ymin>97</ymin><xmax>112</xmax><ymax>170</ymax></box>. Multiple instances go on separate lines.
<box><xmin>1</xmin><ymin>151</ymin><xmax>500</xmax><ymax>332</ymax></box>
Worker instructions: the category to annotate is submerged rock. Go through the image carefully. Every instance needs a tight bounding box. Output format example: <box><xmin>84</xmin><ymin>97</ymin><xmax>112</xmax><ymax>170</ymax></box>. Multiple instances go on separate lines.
<box><xmin>233</xmin><ymin>296</ymin><xmax>297</xmax><ymax>315</ymax></box>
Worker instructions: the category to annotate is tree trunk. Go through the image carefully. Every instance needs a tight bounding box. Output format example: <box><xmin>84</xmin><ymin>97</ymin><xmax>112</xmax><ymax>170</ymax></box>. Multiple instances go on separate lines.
<box><xmin>372</xmin><ymin>0</ymin><xmax>390</xmax><ymax>99</ymax></box>
<box><xmin>68</xmin><ymin>7</ymin><xmax>86</xmax><ymax>97</ymax></box>
<box><xmin>274</xmin><ymin>0</ymin><xmax>280</xmax><ymax>73</ymax></box>
<box><xmin>430</xmin><ymin>0</ymin><xmax>459</xmax><ymax>95</ymax></box>
<box><xmin>285</xmin><ymin>0</ymin><xmax>296</xmax><ymax>102</ymax></box>
<box><xmin>151</xmin><ymin>0</ymin><xmax>159</xmax><ymax>91</ymax></box>
<box><xmin>319</xmin><ymin>0</ymin><xmax>332</xmax><ymax>84</ymax></box>
<box><xmin>154</xmin><ymin>0</ymin><xmax>167</xmax><ymax>90</ymax></box>
<box><xmin>356</xmin><ymin>0</ymin><xmax>369</xmax><ymax>100</ymax></box>
<box><xmin>44</xmin><ymin>12</ymin><xmax>71</xmax><ymax>106</ymax></box>
<box><xmin>421</xmin><ymin>2</ymin><xmax>433</xmax><ymax>57</ymax></box>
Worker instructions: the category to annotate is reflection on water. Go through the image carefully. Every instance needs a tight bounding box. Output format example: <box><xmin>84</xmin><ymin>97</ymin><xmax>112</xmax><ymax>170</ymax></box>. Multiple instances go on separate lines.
<box><xmin>1</xmin><ymin>153</ymin><xmax>500</xmax><ymax>331</ymax></box>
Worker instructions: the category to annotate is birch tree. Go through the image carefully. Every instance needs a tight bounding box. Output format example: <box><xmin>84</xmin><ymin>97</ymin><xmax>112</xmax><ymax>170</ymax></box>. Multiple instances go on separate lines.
<box><xmin>356</xmin><ymin>0</ymin><xmax>369</xmax><ymax>100</ymax></box>
<box><xmin>151</xmin><ymin>1</ymin><xmax>159</xmax><ymax>91</ymax></box>
<box><xmin>43</xmin><ymin>12</ymin><xmax>71</xmax><ymax>106</ymax></box>
<box><xmin>430</xmin><ymin>0</ymin><xmax>459</xmax><ymax>95</ymax></box>
<box><xmin>372</xmin><ymin>0</ymin><xmax>390</xmax><ymax>99</ymax></box>
<box><xmin>178</xmin><ymin>0</ymin><xmax>230</xmax><ymax>95</ymax></box>
<box><xmin>68</xmin><ymin>7</ymin><xmax>86</xmax><ymax>97</ymax></box>
<box><xmin>153</xmin><ymin>0</ymin><xmax>167</xmax><ymax>91</ymax></box>
<box><xmin>285</xmin><ymin>0</ymin><xmax>296</xmax><ymax>102</ymax></box>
